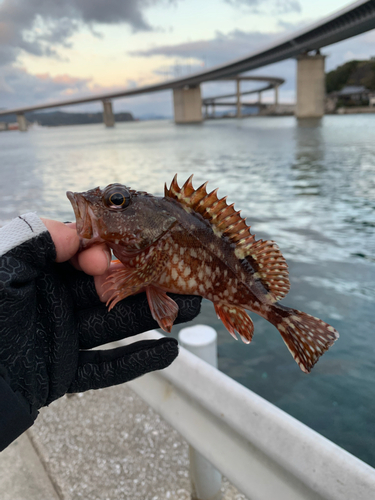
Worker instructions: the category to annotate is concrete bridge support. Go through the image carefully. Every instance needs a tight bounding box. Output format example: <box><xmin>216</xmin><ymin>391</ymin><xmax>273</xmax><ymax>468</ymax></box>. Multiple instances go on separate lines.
<box><xmin>102</xmin><ymin>99</ymin><xmax>115</xmax><ymax>127</ymax></box>
<box><xmin>296</xmin><ymin>54</ymin><xmax>326</xmax><ymax>118</ymax></box>
<box><xmin>236</xmin><ymin>79</ymin><xmax>241</xmax><ymax>118</ymax></box>
<box><xmin>173</xmin><ymin>86</ymin><xmax>202</xmax><ymax>124</ymax></box>
<box><xmin>17</xmin><ymin>113</ymin><xmax>27</xmax><ymax>132</ymax></box>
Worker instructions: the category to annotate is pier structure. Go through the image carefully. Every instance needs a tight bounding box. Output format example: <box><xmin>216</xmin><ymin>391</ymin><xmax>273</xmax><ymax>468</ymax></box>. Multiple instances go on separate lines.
<box><xmin>296</xmin><ymin>53</ymin><xmax>326</xmax><ymax>118</ymax></box>
<box><xmin>102</xmin><ymin>99</ymin><xmax>115</xmax><ymax>127</ymax></box>
<box><xmin>202</xmin><ymin>76</ymin><xmax>284</xmax><ymax>119</ymax></box>
<box><xmin>16</xmin><ymin>113</ymin><xmax>27</xmax><ymax>132</ymax></box>
<box><xmin>0</xmin><ymin>0</ymin><xmax>374</xmax><ymax>127</ymax></box>
<box><xmin>173</xmin><ymin>86</ymin><xmax>203</xmax><ymax>124</ymax></box>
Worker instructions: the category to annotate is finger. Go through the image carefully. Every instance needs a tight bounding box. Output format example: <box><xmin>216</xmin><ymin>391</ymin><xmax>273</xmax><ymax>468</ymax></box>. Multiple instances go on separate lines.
<box><xmin>77</xmin><ymin>292</ymin><xmax>202</xmax><ymax>349</ymax></box>
<box><xmin>76</xmin><ymin>244</ymin><xmax>111</xmax><ymax>276</ymax></box>
<box><xmin>55</xmin><ymin>263</ymin><xmax>102</xmax><ymax>309</ymax></box>
<box><xmin>41</xmin><ymin>218</ymin><xmax>80</xmax><ymax>263</ymax></box>
<box><xmin>68</xmin><ymin>338</ymin><xmax>178</xmax><ymax>393</ymax></box>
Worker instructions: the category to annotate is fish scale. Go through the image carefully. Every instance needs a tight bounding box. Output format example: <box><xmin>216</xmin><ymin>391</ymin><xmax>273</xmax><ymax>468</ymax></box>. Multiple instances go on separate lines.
<box><xmin>67</xmin><ymin>175</ymin><xmax>339</xmax><ymax>373</ymax></box>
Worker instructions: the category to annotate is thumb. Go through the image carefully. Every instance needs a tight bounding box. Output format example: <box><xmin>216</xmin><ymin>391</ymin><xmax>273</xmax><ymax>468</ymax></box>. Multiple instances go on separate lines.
<box><xmin>68</xmin><ymin>338</ymin><xmax>178</xmax><ymax>393</ymax></box>
<box><xmin>41</xmin><ymin>219</ymin><xmax>80</xmax><ymax>262</ymax></box>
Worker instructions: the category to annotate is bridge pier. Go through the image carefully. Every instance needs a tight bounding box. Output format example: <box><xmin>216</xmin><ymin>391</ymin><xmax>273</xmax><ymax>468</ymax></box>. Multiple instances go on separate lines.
<box><xmin>102</xmin><ymin>99</ymin><xmax>115</xmax><ymax>127</ymax></box>
<box><xmin>274</xmin><ymin>85</ymin><xmax>279</xmax><ymax>106</ymax></box>
<box><xmin>17</xmin><ymin>113</ymin><xmax>27</xmax><ymax>132</ymax></box>
<box><xmin>296</xmin><ymin>53</ymin><xmax>326</xmax><ymax>118</ymax></box>
<box><xmin>236</xmin><ymin>79</ymin><xmax>241</xmax><ymax>118</ymax></box>
<box><xmin>173</xmin><ymin>86</ymin><xmax>203</xmax><ymax>124</ymax></box>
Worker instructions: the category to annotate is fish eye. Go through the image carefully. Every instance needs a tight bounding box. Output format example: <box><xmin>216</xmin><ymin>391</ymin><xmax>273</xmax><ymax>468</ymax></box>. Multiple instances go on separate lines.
<box><xmin>109</xmin><ymin>192</ymin><xmax>126</xmax><ymax>205</ymax></box>
<box><xmin>103</xmin><ymin>185</ymin><xmax>131</xmax><ymax>210</ymax></box>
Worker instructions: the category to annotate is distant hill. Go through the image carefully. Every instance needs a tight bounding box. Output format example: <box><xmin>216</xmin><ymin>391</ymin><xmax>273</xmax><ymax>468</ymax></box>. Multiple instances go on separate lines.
<box><xmin>326</xmin><ymin>59</ymin><xmax>375</xmax><ymax>93</ymax></box>
<box><xmin>0</xmin><ymin>110</ymin><xmax>134</xmax><ymax>126</ymax></box>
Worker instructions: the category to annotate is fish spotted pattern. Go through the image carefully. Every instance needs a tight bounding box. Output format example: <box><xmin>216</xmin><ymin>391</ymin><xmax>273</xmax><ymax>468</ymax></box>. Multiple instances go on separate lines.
<box><xmin>67</xmin><ymin>175</ymin><xmax>339</xmax><ymax>373</ymax></box>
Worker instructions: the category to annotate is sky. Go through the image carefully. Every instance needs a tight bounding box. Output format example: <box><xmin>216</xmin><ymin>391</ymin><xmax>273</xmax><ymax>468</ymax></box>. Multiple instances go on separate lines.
<box><xmin>0</xmin><ymin>0</ymin><xmax>374</xmax><ymax>118</ymax></box>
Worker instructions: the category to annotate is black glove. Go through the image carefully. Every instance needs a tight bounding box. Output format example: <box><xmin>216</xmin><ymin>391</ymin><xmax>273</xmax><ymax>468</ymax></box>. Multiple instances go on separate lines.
<box><xmin>0</xmin><ymin>229</ymin><xmax>201</xmax><ymax>435</ymax></box>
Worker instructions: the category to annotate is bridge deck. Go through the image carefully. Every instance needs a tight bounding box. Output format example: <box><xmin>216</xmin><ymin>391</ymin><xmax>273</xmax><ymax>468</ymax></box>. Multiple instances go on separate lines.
<box><xmin>0</xmin><ymin>0</ymin><xmax>374</xmax><ymax>117</ymax></box>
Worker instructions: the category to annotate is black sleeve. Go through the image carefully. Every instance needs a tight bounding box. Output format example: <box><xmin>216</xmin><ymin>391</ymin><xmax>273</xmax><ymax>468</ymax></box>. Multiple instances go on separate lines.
<box><xmin>0</xmin><ymin>215</ymin><xmax>53</xmax><ymax>451</ymax></box>
<box><xmin>0</xmin><ymin>370</ymin><xmax>35</xmax><ymax>451</ymax></box>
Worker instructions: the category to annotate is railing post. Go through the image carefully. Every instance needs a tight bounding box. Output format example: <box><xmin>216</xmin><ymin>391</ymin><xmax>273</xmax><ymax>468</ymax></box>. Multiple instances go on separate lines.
<box><xmin>179</xmin><ymin>325</ymin><xmax>222</xmax><ymax>500</ymax></box>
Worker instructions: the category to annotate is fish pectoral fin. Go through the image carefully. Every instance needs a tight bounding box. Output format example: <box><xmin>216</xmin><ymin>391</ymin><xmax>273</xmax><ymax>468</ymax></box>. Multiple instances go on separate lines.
<box><xmin>214</xmin><ymin>303</ymin><xmax>254</xmax><ymax>344</ymax></box>
<box><xmin>146</xmin><ymin>285</ymin><xmax>179</xmax><ymax>334</ymax></box>
<box><xmin>104</xmin><ymin>267</ymin><xmax>145</xmax><ymax>310</ymax></box>
<box><xmin>104</xmin><ymin>244</ymin><xmax>169</xmax><ymax>311</ymax></box>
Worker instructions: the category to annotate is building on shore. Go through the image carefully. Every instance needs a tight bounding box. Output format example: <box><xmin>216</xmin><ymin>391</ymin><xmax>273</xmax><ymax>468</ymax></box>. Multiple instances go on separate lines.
<box><xmin>326</xmin><ymin>85</ymin><xmax>375</xmax><ymax>112</ymax></box>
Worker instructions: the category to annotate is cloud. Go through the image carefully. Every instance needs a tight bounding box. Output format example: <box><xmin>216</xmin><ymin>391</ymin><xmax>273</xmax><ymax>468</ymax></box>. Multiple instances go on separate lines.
<box><xmin>0</xmin><ymin>63</ymin><xmax>152</xmax><ymax>112</ymax></box>
<box><xmin>0</xmin><ymin>63</ymin><xmax>174</xmax><ymax>118</ymax></box>
<box><xmin>1</xmin><ymin>10</ymin><xmax>374</xmax><ymax>118</ymax></box>
<box><xmin>0</xmin><ymin>66</ymin><xmax>91</xmax><ymax>107</ymax></box>
<box><xmin>0</xmin><ymin>0</ymin><xmax>170</xmax><ymax>67</ymax></box>
<box><xmin>130</xmin><ymin>29</ymin><xmax>279</xmax><ymax>67</ymax></box>
<box><xmin>224</xmin><ymin>0</ymin><xmax>301</xmax><ymax>14</ymax></box>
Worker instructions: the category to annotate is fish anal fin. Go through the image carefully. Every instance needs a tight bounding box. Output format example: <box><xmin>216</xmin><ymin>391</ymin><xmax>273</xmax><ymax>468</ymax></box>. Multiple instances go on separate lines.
<box><xmin>274</xmin><ymin>309</ymin><xmax>339</xmax><ymax>373</ymax></box>
<box><xmin>146</xmin><ymin>285</ymin><xmax>179</xmax><ymax>333</ymax></box>
<box><xmin>214</xmin><ymin>303</ymin><xmax>254</xmax><ymax>344</ymax></box>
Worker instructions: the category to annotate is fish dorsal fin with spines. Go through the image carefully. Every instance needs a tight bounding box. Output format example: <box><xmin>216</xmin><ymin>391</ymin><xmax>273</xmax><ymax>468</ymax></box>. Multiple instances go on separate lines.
<box><xmin>164</xmin><ymin>174</ymin><xmax>290</xmax><ymax>302</ymax></box>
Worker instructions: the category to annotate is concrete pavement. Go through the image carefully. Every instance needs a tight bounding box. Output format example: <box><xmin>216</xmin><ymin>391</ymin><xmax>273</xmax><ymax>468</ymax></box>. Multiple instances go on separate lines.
<box><xmin>0</xmin><ymin>383</ymin><xmax>247</xmax><ymax>500</ymax></box>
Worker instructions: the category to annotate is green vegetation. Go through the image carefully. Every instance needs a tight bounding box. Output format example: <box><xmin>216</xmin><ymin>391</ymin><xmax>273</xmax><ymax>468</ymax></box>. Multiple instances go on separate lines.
<box><xmin>326</xmin><ymin>59</ymin><xmax>375</xmax><ymax>93</ymax></box>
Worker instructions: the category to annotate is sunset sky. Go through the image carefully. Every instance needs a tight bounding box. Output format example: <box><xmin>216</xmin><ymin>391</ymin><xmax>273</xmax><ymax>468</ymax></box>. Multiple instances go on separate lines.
<box><xmin>1</xmin><ymin>0</ymin><xmax>374</xmax><ymax>118</ymax></box>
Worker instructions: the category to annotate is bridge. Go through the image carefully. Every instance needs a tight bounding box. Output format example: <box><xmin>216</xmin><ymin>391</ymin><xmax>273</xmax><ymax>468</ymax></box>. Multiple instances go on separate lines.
<box><xmin>0</xmin><ymin>0</ymin><xmax>374</xmax><ymax>129</ymax></box>
<box><xmin>202</xmin><ymin>76</ymin><xmax>285</xmax><ymax>119</ymax></box>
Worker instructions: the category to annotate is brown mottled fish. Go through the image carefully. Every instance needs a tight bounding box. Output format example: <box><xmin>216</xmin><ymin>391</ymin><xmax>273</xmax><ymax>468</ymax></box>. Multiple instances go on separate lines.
<box><xmin>67</xmin><ymin>175</ymin><xmax>339</xmax><ymax>373</ymax></box>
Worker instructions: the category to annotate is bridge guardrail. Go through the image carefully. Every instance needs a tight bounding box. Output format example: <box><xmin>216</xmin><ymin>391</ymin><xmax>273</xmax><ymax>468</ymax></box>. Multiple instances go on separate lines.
<box><xmin>127</xmin><ymin>330</ymin><xmax>375</xmax><ymax>500</ymax></box>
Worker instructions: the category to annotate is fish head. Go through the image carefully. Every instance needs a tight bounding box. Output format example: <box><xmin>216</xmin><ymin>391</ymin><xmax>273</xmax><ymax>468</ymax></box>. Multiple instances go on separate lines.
<box><xmin>67</xmin><ymin>183</ymin><xmax>176</xmax><ymax>251</ymax></box>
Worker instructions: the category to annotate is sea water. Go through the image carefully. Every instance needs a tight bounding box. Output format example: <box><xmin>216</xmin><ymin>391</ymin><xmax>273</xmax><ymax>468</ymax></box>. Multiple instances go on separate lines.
<box><xmin>1</xmin><ymin>115</ymin><xmax>374</xmax><ymax>466</ymax></box>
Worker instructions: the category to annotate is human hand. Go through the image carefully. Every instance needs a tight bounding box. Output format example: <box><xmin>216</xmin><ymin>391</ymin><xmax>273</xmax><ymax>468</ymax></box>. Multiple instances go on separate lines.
<box><xmin>0</xmin><ymin>216</ymin><xmax>201</xmax><ymax>417</ymax></box>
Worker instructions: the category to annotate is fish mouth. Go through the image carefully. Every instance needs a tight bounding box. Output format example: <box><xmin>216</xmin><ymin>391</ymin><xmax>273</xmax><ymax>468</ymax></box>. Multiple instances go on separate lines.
<box><xmin>66</xmin><ymin>191</ymin><xmax>93</xmax><ymax>239</ymax></box>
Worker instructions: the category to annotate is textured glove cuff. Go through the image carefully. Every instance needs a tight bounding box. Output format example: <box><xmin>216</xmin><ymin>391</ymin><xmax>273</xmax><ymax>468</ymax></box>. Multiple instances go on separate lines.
<box><xmin>0</xmin><ymin>213</ymin><xmax>48</xmax><ymax>257</ymax></box>
<box><xmin>0</xmin><ymin>369</ymin><xmax>36</xmax><ymax>452</ymax></box>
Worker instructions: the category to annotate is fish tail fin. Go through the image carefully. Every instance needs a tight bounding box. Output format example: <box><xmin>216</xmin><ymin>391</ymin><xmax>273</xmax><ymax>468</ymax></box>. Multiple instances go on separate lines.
<box><xmin>270</xmin><ymin>305</ymin><xmax>339</xmax><ymax>373</ymax></box>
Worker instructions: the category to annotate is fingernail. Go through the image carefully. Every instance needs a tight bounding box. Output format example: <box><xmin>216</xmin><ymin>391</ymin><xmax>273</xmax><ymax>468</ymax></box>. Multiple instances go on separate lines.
<box><xmin>104</xmin><ymin>249</ymin><xmax>111</xmax><ymax>269</ymax></box>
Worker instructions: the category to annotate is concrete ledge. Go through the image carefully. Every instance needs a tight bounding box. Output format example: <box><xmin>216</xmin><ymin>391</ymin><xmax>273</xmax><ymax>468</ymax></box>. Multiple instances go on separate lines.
<box><xmin>0</xmin><ymin>433</ymin><xmax>59</xmax><ymax>500</ymax></box>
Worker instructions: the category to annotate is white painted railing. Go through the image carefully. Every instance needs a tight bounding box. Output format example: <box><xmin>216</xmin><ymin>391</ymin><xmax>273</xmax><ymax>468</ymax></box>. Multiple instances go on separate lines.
<box><xmin>127</xmin><ymin>329</ymin><xmax>375</xmax><ymax>500</ymax></box>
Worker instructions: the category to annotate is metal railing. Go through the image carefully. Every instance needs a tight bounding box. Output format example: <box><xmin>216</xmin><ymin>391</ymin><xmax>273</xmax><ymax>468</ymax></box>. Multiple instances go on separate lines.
<box><xmin>127</xmin><ymin>328</ymin><xmax>375</xmax><ymax>500</ymax></box>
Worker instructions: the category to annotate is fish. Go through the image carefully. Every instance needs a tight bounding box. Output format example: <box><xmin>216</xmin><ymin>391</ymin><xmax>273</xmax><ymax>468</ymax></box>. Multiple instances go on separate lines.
<box><xmin>67</xmin><ymin>175</ymin><xmax>339</xmax><ymax>373</ymax></box>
